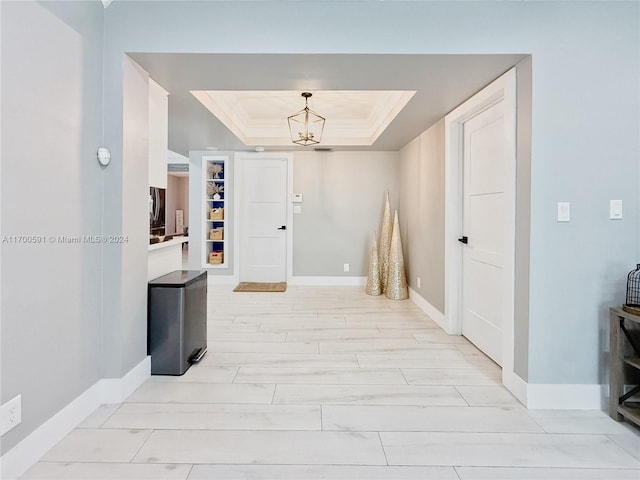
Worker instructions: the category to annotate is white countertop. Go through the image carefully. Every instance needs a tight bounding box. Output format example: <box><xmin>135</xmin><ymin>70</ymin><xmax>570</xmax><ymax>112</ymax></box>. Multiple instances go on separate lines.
<box><xmin>148</xmin><ymin>235</ymin><xmax>189</xmax><ymax>252</ymax></box>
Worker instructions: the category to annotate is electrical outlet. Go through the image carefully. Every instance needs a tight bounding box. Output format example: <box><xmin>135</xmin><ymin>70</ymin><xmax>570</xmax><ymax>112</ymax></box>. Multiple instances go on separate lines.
<box><xmin>417</xmin><ymin>276</ymin><xmax>421</xmax><ymax>288</ymax></box>
<box><xmin>343</xmin><ymin>263</ymin><xmax>350</xmax><ymax>272</ymax></box>
<box><xmin>1</xmin><ymin>395</ymin><xmax>22</xmax><ymax>435</ymax></box>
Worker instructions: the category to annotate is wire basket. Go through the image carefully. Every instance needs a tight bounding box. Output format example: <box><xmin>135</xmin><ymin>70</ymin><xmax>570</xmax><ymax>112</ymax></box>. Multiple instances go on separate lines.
<box><xmin>625</xmin><ymin>264</ymin><xmax>640</xmax><ymax>308</ymax></box>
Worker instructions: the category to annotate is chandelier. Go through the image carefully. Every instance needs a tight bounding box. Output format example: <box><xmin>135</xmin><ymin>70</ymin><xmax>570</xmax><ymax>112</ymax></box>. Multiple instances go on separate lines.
<box><xmin>287</xmin><ymin>92</ymin><xmax>325</xmax><ymax>146</ymax></box>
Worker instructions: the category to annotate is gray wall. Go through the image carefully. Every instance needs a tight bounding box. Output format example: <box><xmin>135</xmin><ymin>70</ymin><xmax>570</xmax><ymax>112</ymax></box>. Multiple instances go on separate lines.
<box><xmin>398</xmin><ymin>60</ymin><xmax>533</xmax><ymax>381</ymax></box>
<box><xmin>514</xmin><ymin>57</ymin><xmax>532</xmax><ymax>381</ymax></box>
<box><xmin>120</xmin><ymin>56</ymin><xmax>151</xmax><ymax>376</ymax></box>
<box><xmin>99</xmin><ymin>1</ymin><xmax>639</xmax><ymax>388</ymax></box>
<box><xmin>101</xmin><ymin>55</ymin><xmax>150</xmax><ymax>380</ymax></box>
<box><xmin>0</xmin><ymin>0</ymin><xmax>104</xmax><ymax>453</ymax></box>
<box><xmin>293</xmin><ymin>151</ymin><xmax>399</xmax><ymax>277</ymax></box>
<box><xmin>398</xmin><ymin>121</ymin><xmax>445</xmax><ymax>311</ymax></box>
<box><xmin>0</xmin><ymin>3</ymin><xmax>637</xmax><ymax>458</ymax></box>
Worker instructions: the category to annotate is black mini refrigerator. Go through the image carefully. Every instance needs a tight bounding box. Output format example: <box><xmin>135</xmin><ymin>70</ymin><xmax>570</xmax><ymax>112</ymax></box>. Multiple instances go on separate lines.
<box><xmin>148</xmin><ymin>270</ymin><xmax>207</xmax><ymax>375</ymax></box>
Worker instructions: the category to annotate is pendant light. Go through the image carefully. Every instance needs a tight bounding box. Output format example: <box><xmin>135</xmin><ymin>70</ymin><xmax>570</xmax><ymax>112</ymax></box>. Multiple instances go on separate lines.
<box><xmin>287</xmin><ymin>92</ymin><xmax>325</xmax><ymax>146</ymax></box>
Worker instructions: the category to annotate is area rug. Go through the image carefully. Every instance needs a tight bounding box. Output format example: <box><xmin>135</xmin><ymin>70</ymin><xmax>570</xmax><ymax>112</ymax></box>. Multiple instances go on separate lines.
<box><xmin>233</xmin><ymin>282</ymin><xmax>287</xmax><ymax>293</ymax></box>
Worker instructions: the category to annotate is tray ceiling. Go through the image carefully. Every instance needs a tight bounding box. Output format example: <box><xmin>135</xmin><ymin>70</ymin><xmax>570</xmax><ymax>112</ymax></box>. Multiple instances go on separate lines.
<box><xmin>191</xmin><ymin>90</ymin><xmax>416</xmax><ymax>146</ymax></box>
<box><xmin>128</xmin><ymin>53</ymin><xmax>528</xmax><ymax>154</ymax></box>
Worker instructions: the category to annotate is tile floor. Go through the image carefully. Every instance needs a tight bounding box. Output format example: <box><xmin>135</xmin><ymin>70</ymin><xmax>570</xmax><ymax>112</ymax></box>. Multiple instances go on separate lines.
<box><xmin>22</xmin><ymin>286</ymin><xmax>640</xmax><ymax>479</ymax></box>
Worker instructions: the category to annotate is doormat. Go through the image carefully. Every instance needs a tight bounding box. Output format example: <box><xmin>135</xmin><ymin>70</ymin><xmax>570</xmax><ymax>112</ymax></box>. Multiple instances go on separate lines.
<box><xmin>233</xmin><ymin>282</ymin><xmax>287</xmax><ymax>293</ymax></box>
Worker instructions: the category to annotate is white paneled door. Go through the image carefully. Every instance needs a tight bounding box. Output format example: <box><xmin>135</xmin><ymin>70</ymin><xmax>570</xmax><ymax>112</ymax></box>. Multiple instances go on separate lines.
<box><xmin>239</xmin><ymin>157</ymin><xmax>288</xmax><ymax>282</ymax></box>
<box><xmin>460</xmin><ymin>100</ymin><xmax>511</xmax><ymax>366</ymax></box>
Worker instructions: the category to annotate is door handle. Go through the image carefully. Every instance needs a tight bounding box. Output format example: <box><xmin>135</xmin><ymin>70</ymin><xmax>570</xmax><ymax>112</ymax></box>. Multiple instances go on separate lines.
<box><xmin>277</xmin><ymin>225</ymin><xmax>287</xmax><ymax>231</ymax></box>
<box><xmin>458</xmin><ymin>236</ymin><xmax>468</xmax><ymax>244</ymax></box>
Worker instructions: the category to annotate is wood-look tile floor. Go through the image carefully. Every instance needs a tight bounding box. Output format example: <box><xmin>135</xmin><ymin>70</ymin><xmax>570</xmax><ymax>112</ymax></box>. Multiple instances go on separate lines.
<box><xmin>22</xmin><ymin>286</ymin><xmax>640</xmax><ymax>479</ymax></box>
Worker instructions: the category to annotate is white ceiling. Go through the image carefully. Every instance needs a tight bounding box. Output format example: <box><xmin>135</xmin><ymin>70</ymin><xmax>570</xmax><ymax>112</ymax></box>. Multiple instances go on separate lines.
<box><xmin>128</xmin><ymin>53</ymin><xmax>528</xmax><ymax>154</ymax></box>
<box><xmin>191</xmin><ymin>90</ymin><xmax>416</xmax><ymax>147</ymax></box>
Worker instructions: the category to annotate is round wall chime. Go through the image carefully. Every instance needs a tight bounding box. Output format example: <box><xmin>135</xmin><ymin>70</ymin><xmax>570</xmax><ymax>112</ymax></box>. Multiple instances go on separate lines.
<box><xmin>623</xmin><ymin>264</ymin><xmax>640</xmax><ymax>316</ymax></box>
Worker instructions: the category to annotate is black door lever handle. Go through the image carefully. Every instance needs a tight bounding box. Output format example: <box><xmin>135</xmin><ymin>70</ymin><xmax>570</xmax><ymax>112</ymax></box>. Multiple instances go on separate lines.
<box><xmin>458</xmin><ymin>236</ymin><xmax>468</xmax><ymax>244</ymax></box>
<box><xmin>277</xmin><ymin>225</ymin><xmax>287</xmax><ymax>231</ymax></box>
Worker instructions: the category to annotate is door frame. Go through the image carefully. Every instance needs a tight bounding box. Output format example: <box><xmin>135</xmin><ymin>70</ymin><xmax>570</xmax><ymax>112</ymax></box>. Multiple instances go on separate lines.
<box><xmin>444</xmin><ymin>68</ymin><xmax>518</xmax><ymax>393</ymax></box>
<box><xmin>233</xmin><ymin>152</ymin><xmax>294</xmax><ymax>283</ymax></box>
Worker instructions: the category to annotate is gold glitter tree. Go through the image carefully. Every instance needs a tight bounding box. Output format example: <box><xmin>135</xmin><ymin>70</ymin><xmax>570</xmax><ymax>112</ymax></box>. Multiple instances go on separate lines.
<box><xmin>385</xmin><ymin>210</ymin><xmax>408</xmax><ymax>300</ymax></box>
<box><xmin>365</xmin><ymin>235</ymin><xmax>381</xmax><ymax>296</ymax></box>
<box><xmin>379</xmin><ymin>191</ymin><xmax>392</xmax><ymax>293</ymax></box>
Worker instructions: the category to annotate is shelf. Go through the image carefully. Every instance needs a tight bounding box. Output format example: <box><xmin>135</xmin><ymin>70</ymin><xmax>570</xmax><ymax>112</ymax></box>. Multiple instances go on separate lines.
<box><xmin>203</xmin><ymin>155</ymin><xmax>228</xmax><ymax>269</ymax></box>
<box><xmin>612</xmin><ymin>307</ymin><xmax>640</xmax><ymax>325</ymax></box>
<box><xmin>624</xmin><ymin>357</ymin><xmax>640</xmax><ymax>370</ymax></box>
<box><xmin>611</xmin><ymin>308</ymin><xmax>640</xmax><ymax>431</ymax></box>
<box><xmin>618</xmin><ymin>404</ymin><xmax>640</xmax><ymax>426</ymax></box>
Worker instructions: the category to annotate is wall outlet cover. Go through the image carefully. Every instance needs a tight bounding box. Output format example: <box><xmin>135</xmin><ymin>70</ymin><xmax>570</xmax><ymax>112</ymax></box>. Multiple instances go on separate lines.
<box><xmin>343</xmin><ymin>263</ymin><xmax>350</xmax><ymax>272</ymax></box>
<box><xmin>1</xmin><ymin>394</ymin><xmax>22</xmax><ymax>435</ymax></box>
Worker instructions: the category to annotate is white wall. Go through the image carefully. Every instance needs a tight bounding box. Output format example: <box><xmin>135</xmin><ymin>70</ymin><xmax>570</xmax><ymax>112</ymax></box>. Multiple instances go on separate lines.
<box><xmin>148</xmin><ymin>79</ymin><xmax>168</xmax><ymax>189</ymax></box>
<box><xmin>0</xmin><ymin>0</ymin><xmax>104</xmax><ymax>454</ymax></box>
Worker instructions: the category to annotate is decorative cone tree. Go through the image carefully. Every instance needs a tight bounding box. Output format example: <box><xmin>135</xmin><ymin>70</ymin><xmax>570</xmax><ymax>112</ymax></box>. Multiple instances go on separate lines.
<box><xmin>379</xmin><ymin>191</ymin><xmax>392</xmax><ymax>293</ymax></box>
<box><xmin>385</xmin><ymin>210</ymin><xmax>408</xmax><ymax>300</ymax></box>
<box><xmin>365</xmin><ymin>235</ymin><xmax>381</xmax><ymax>296</ymax></box>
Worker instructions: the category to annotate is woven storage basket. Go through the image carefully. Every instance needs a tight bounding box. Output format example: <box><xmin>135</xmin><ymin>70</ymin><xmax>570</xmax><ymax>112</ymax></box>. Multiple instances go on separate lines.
<box><xmin>209</xmin><ymin>228</ymin><xmax>223</xmax><ymax>241</ymax></box>
<box><xmin>209</xmin><ymin>251</ymin><xmax>223</xmax><ymax>264</ymax></box>
<box><xmin>209</xmin><ymin>208</ymin><xmax>224</xmax><ymax>220</ymax></box>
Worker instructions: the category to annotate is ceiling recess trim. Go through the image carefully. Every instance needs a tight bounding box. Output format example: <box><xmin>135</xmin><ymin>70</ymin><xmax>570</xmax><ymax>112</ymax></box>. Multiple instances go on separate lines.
<box><xmin>190</xmin><ymin>90</ymin><xmax>416</xmax><ymax>147</ymax></box>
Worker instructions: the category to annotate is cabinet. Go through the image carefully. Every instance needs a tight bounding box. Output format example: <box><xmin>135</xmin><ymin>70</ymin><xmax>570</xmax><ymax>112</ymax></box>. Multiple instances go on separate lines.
<box><xmin>609</xmin><ymin>307</ymin><xmax>640</xmax><ymax>427</ymax></box>
<box><xmin>202</xmin><ymin>156</ymin><xmax>227</xmax><ymax>268</ymax></box>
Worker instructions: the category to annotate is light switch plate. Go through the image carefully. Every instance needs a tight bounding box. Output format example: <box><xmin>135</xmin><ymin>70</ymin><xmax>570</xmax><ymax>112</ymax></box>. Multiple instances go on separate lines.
<box><xmin>557</xmin><ymin>202</ymin><xmax>570</xmax><ymax>222</ymax></box>
<box><xmin>293</xmin><ymin>205</ymin><xmax>302</xmax><ymax>214</ymax></box>
<box><xmin>610</xmin><ymin>200</ymin><xmax>623</xmax><ymax>220</ymax></box>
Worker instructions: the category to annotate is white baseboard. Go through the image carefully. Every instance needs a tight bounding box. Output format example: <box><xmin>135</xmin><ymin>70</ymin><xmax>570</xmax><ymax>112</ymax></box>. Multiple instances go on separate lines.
<box><xmin>0</xmin><ymin>382</ymin><xmax>102</xmax><ymax>480</ymax></box>
<box><xmin>0</xmin><ymin>356</ymin><xmax>150</xmax><ymax>480</ymax></box>
<box><xmin>526</xmin><ymin>383</ymin><xmax>607</xmax><ymax>410</ymax></box>
<box><xmin>101</xmin><ymin>356</ymin><xmax>150</xmax><ymax>404</ymax></box>
<box><xmin>408</xmin><ymin>287</ymin><xmax>451</xmax><ymax>333</ymax></box>
<box><xmin>288</xmin><ymin>276</ymin><xmax>367</xmax><ymax>286</ymax></box>
<box><xmin>503</xmin><ymin>370</ymin><xmax>528</xmax><ymax>406</ymax></box>
<box><xmin>407</xmin><ymin>289</ymin><xmax>606</xmax><ymax>411</ymax></box>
